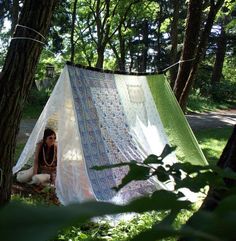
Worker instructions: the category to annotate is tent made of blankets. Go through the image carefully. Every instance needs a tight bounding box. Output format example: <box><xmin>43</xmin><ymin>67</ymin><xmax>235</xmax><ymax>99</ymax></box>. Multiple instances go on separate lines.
<box><xmin>13</xmin><ymin>63</ymin><xmax>207</xmax><ymax>205</ymax></box>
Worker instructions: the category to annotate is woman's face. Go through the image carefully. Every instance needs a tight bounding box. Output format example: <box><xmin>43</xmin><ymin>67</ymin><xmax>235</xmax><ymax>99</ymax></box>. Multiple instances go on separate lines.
<box><xmin>45</xmin><ymin>134</ymin><xmax>56</xmax><ymax>147</ymax></box>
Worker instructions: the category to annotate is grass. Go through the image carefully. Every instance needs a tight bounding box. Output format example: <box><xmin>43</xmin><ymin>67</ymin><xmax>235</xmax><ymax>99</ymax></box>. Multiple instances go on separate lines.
<box><xmin>187</xmin><ymin>93</ymin><xmax>235</xmax><ymax>113</ymax></box>
<box><xmin>22</xmin><ymin>103</ymin><xmax>44</xmax><ymax>119</ymax></box>
<box><xmin>194</xmin><ymin>127</ymin><xmax>233</xmax><ymax>165</ymax></box>
<box><xmin>14</xmin><ymin>142</ymin><xmax>26</xmax><ymax>163</ymax></box>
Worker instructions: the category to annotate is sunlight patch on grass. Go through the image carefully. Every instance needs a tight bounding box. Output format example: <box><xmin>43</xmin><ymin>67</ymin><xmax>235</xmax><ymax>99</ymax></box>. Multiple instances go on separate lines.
<box><xmin>194</xmin><ymin>127</ymin><xmax>233</xmax><ymax>165</ymax></box>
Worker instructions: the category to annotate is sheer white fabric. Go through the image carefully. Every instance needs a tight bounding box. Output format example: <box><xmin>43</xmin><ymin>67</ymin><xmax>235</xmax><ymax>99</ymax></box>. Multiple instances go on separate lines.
<box><xmin>13</xmin><ymin>66</ymin><xmax>95</xmax><ymax>205</ymax></box>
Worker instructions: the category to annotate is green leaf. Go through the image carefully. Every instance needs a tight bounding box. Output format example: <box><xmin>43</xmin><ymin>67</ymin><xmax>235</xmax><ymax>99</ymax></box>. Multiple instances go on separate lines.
<box><xmin>159</xmin><ymin>144</ymin><xmax>176</xmax><ymax>160</ymax></box>
<box><xmin>91</xmin><ymin>161</ymin><xmax>132</xmax><ymax>170</ymax></box>
<box><xmin>176</xmin><ymin>172</ymin><xmax>223</xmax><ymax>193</ymax></box>
<box><xmin>171</xmin><ymin>162</ymin><xmax>210</xmax><ymax>175</ymax></box>
<box><xmin>114</xmin><ymin>164</ymin><xmax>150</xmax><ymax>191</ymax></box>
<box><xmin>0</xmin><ymin>190</ymin><xmax>189</xmax><ymax>241</ymax></box>
<box><xmin>215</xmin><ymin>195</ymin><xmax>236</xmax><ymax>214</ymax></box>
<box><xmin>143</xmin><ymin>154</ymin><xmax>160</xmax><ymax>164</ymax></box>
<box><xmin>151</xmin><ymin>166</ymin><xmax>170</xmax><ymax>182</ymax></box>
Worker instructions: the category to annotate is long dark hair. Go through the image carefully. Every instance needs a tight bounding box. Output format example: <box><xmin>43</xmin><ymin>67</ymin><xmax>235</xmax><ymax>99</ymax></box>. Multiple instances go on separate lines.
<box><xmin>38</xmin><ymin>128</ymin><xmax>56</xmax><ymax>165</ymax></box>
<box><xmin>43</xmin><ymin>128</ymin><xmax>56</xmax><ymax>143</ymax></box>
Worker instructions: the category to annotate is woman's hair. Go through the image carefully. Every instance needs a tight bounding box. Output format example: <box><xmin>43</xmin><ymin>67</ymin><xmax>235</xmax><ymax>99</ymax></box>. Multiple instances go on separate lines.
<box><xmin>43</xmin><ymin>128</ymin><xmax>56</xmax><ymax>143</ymax></box>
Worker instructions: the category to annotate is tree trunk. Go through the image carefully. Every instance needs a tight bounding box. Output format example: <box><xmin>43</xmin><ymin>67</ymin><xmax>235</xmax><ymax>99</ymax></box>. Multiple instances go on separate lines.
<box><xmin>0</xmin><ymin>0</ymin><xmax>58</xmax><ymax>206</ymax></box>
<box><xmin>211</xmin><ymin>24</ymin><xmax>227</xmax><ymax>98</ymax></box>
<box><xmin>11</xmin><ymin>0</ymin><xmax>19</xmax><ymax>35</ymax></box>
<box><xmin>140</xmin><ymin>20</ymin><xmax>149</xmax><ymax>72</ymax></box>
<box><xmin>119</xmin><ymin>27</ymin><xmax>126</xmax><ymax>72</ymax></box>
<box><xmin>169</xmin><ymin>0</ymin><xmax>180</xmax><ymax>88</ymax></box>
<box><xmin>178</xmin><ymin>0</ymin><xmax>225</xmax><ymax>111</ymax></box>
<box><xmin>70</xmin><ymin>0</ymin><xmax>78</xmax><ymax>64</ymax></box>
<box><xmin>96</xmin><ymin>45</ymin><xmax>105</xmax><ymax>69</ymax></box>
<box><xmin>173</xmin><ymin>0</ymin><xmax>203</xmax><ymax>104</ymax></box>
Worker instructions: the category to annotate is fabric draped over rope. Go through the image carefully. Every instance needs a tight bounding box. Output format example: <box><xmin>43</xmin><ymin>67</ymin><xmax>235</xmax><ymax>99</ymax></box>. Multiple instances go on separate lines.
<box><xmin>13</xmin><ymin>64</ymin><xmax>207</xmax><ymax>205</ymax></box>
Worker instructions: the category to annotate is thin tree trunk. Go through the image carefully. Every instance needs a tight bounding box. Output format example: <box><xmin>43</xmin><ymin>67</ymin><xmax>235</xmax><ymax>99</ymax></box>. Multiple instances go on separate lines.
<box><xmin>169</xmin><ymin>0</ymin><xmax>180</xmax><ymax>88</ymax></box>
<box><xmin>140</xmin><ymin>20</ymin><xmax>148</xmax><ymax>72</ymax></box>
<box><xmin>178</xmin><ymin>0</ymin><xmax>225</xmax><ymax>111</ymax></box>
<box><xmin>119</xmin><ymin>27</ymin><xmax>126</xmax><ymax>72</ymax></box>
<box><xmin>173</xmin><ymin>0</ymin><xmax>203</xmax><ymax>104</ymax></box>
<box><xmin>0</xmin><ymin>0</ymin><xmax>58</xmax><ymax>206</ymax></box>
<box><xmin>109</xmin><ymin>25</ymin><xmax>126</xmax><ymax>72</ymax></box>
<box><xmin>96</xmin><ymin>46</ymin><xmax>106</xmax><ymax>69</ymax></box>
<box><xmin>11</xmin><ymin>0</ymin><xmax>19</xmax><ymax>35</ymax></box>
<box><xmin>70</xmin><ymin>0</ymin><xmax>78</xmax><ymax>63</ymax></box>
<box><xmin>211</xmin><ymin>24</ymin><xmax>226</xmax><ymax>98</ymax></box>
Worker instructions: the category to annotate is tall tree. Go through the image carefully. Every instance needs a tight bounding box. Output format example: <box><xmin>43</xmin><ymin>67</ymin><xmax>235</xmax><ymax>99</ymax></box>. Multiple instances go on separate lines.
<box><xmin>211</xmin><ymin>22</ymin><xmax>227</xmax><ymax>97</ymax></box>
<box><xmin>173</xmin><ymin>0</ymin><xmax>203</xmax><ymax>107</ymax></box>
<box><xmin>174</xmin><ymin>0</ymin><xmax>225</xmax><ymax>111</ymax></box>
<box><xmin>70</xmin><ymin>0</ymin><xmax>78</xmax><ymax>63</ymax></box>
<box><xmin>0</xmin><ymin>0</ymin><xmax>58</xmax><ymax>206</ymax></box>
<box><xmin>169</xmin><ymin>0</ymin><xmax>180</xmax><ymax>88</ymax></box>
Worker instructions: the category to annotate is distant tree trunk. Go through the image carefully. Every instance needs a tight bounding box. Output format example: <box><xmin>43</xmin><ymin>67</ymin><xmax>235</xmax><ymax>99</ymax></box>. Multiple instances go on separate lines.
<box><xmin>11</xmin><ymin>0</ymin><xmax>19</xmax><ymax>35</ymax></box>
<box><xmin>155</xmin><ymin>4</ymin><xmax>165</xmax><ymax>69</ymax></box>
<box><xmin>139</xmin><ymin>20</ymin><xmax>149</xmax><ymax>72</ymax></box>
<box><xmin>118</xmin><ymin>27</ymin><xmax>126</xmax><ymax>72</ymax></box>
<box><xmin>169</xmin><ymin>0</ymin><xmax>180</xmax><ymax>88</ymax></box>
<box><xmin>94</xmin><ymin>0</ymin><xmax>110</xmax><ymax>69</ymax></box>
<box><xmin>0</xmin><ymin>0</ymin><xmax>58</xmax><ymax>206</ymax></box>
<box><xmin>109</xmin><ymin>25</ymin><xmax>126</xmax><ymax>72</ymax></box>
<box><xmin>96</xmin><ymin>45</ymin><xmax>106</xmax><ymax>69</ymax></box>
<box><xmin>70</xmin><ymin>0</ymin><xmax>78</xmax><ymax>63</ymax></box>
<box><xmin>211</xmin><ymin>23</ymin><xmax>227</xmax><ymax>98</ymax></box>
<box><xmin>177</xmin><ymin>0</ymin><xmax>225</xmax><ymax>111</ymax></box>
<box><xmin>173</xmin><ymin>0</ymin><xmax>203</xmax><ymax>105</ymax></box>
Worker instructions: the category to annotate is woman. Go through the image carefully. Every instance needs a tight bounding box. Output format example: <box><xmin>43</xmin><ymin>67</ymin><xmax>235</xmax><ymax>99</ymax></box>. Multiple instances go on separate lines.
<box><xmin>33</xmin><ymin>128</ymin><xmax>57</xmax><ymax>184</ymax></box>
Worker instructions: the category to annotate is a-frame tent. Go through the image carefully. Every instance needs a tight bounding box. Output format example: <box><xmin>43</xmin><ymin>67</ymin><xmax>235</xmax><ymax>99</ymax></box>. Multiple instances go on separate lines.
<box><xmin>13</xmin><ymin>63</ymin><xmax>207</xmax><ymax>205</ymax></box>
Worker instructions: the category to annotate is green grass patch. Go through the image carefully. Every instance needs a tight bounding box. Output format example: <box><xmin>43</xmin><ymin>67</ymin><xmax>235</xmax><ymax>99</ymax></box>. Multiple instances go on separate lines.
<box><xmin>194</xmin><ymin>127</ymin><xmax>233</xmax><ymax>165</ymax></box>
<box><xmin>22</xmin><ymin>103</ymin><xmax>44</xmax><ymax>119</ymax></box>
<box><xmin>187</xmin><ymin>94</ymin><xmax>234</xmax><ymax>113</ymax></box>
<box><xmin>14</xmin><ymin>142</ymin><xmax>26</xmax><ymax>163</ymax></box>
<box><xmin>22</xmin><ymin>87</ymin><xmax>49</xmax><ymax>119</ymax></box>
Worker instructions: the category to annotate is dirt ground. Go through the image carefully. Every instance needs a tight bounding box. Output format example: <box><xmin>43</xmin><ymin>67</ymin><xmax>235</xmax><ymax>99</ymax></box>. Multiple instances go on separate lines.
<box><xmin>186</xmin><ymin>108</ymin><xmax>236</xmax><ymax>131</ymax></box>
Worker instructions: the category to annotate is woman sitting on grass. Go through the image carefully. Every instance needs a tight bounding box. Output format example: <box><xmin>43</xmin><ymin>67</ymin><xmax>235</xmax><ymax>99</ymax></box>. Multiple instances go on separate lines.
<box><xmin>33</xmin><ymin>128</ymin><xmax>57</xmax><ymax>184</ymax></box>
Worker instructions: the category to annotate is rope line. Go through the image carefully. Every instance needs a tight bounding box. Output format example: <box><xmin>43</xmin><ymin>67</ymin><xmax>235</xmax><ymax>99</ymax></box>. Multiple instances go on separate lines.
<box><xmin>162</xmin><ymin>58</ymin><xmax>195</xmax><ymax>72</ymax></box>
<box><xmin>16</xmin><ymin>24</ymin><xmax>46</xmax><ymax>40</ymax></box>
<box><xmin>11</xmin><ymin>37</ymin><xmax>45</xmax><ymax>45</ymax></box>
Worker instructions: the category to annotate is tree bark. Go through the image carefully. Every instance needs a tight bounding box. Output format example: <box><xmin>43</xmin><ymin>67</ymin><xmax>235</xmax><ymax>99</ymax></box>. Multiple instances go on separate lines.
<box><xmin>109</xmin><ymin>24</ymin><xmax>126</xmax><ymax>72</ymax></box>
<box><xmin>11</xmin><ymin>0</ymin><xmax>19</xmax><ymax>35</ymax></box>
<box><xmin>211</xmin><ymin>24</ymin><xmax>227</xmax><ymax>98</ymax></box>
<box><xmin>139</xmin><ymin>20</ymin><xmax>149</xmax><ymax>72</ymax></box>
<box><xmin>0</xmin><ymin>0</ymin><xmax>58</xmax><ymax>206</ymax></box>
<box><xmin>169</xmin><ymin>0</ymin><xmax>180</xmax><ymax>88</ymax></box>
<box><xmin>70</xmin><ymin>0</ymin><xmax>78</xmax><ymax>64</ymax></box>
<box><xmin>177</xmin><ymin>0</ymin><xmax>225</xmax><ymax>111</ymax></box>
<box><xmin>173</xmin><ymin>0</ymin><xmax>203</xmax><ymax>104</ymax></box>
